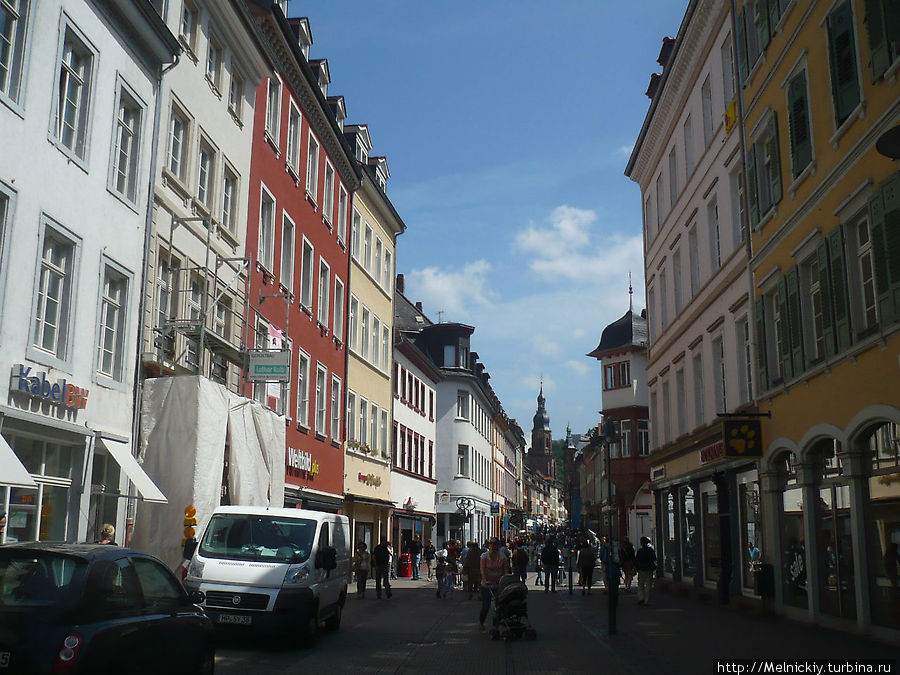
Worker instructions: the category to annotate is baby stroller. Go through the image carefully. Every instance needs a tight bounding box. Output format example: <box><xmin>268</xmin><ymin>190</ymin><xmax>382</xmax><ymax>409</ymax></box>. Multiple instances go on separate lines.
<box><xmin>490</xmin><ymin>574</ymin><xmax>537</xmax><ymax>641</ymax></box>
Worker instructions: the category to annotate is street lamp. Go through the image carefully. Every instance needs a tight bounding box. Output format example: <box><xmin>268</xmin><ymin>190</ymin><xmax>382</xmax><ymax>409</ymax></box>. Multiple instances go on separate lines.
<box><xmin>600</xmin><ymin>417</ymin><xmax>619</xmax><ymax>635</ymax></box>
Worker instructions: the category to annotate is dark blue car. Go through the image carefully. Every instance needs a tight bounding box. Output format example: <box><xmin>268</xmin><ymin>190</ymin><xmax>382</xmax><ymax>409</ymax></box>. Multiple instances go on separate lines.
<box><xmin>0</xmin><ymin>543</ymin><xmax>214</xmax><ymax>674</ymax></box>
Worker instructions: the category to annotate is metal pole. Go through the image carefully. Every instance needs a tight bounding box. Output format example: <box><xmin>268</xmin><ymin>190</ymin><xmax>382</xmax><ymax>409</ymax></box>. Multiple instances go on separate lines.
<box><xmin>568</xmin><ymin>545</ymin><xmax>573</xmax><ymax>594</ymax></box>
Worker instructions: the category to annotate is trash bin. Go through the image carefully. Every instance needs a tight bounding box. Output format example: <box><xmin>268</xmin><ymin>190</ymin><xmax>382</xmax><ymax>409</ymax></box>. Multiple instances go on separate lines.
<box><xmin>399</xmin><ymin>553</ymin><xmax>411</xmax><ymax>578</ymax></box>
<box><xmin>753</xmin><ymin>563</ymin><xmax>775</xmax><ymax>598</ymax></box>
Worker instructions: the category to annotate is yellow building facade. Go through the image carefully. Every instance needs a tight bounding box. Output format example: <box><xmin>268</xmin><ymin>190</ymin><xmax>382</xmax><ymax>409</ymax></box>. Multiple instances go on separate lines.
<box><xmin>738</xmin><ymin>0</ymin><xmax>899</xmax><ymax>636</ymax></box>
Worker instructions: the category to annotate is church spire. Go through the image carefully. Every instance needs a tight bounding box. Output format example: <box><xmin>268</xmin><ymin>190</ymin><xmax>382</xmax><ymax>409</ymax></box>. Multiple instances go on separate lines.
<box><xmin>629</xmin><ymin>271</ymin><xmax>633</xmax><ymax>312</ymax></box>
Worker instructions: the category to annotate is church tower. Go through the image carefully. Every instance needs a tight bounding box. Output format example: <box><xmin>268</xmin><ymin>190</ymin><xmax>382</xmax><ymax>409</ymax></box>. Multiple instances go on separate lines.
<box><xmin>529</xmin><ymin>384</ymin><xmax>554</xmax><ymax>477</ymax></box>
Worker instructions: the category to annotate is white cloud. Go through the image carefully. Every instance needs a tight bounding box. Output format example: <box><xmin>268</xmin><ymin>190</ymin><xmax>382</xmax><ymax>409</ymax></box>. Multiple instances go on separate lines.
<box><xmin>564</xmin><ymin>360</ymin><xmax>591</xmax><ymax>377</ymax></box>
<box><xmin>532</xmin><ymin>336</ymin><xmax>561</xmax><ymax>357</ymax></box>
<box><xmin>615</xmin><ymin>144</ymin><xmax>634</xmax><ymax>158</ymax></box>
<box><xmin>406</xmin><ymin>260</ymin><xmax>493</xmax><ymax>318</ymax></box>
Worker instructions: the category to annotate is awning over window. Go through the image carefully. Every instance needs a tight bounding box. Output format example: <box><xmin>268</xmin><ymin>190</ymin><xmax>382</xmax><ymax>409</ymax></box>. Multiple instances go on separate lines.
<box><xmin>0</xmin><ymin>434</ymin><xmax>37</xmax><ymax>489</ymax></box>
<box><xmin>99</xmin><ymin>438</ymin><xmax>167</xmax><ymax>504</ymax></box>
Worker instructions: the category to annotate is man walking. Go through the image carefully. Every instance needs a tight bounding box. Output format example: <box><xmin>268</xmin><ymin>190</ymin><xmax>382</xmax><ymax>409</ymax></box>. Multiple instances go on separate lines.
<box><xmin>541</xmin><ymin>539</ymin><xmax>560</xmax><ymax>593</ymax></box>
<box><xmin>373</xmin><ymin>537</ymin><xmax>393</xmax><ymax>599</ymax></box>
<box><xmin>424</xmin><ymin>539</ymin><xmax>436</xmax><ymax>581</ymax></box>
<box><xmin>635</xmin><ymin>536</ymin><xmax>656</xmax><ymax>606</ymax></box>
<box><xmin>512</xmin><ymin>542</ymin><xmax>529</xmax><ymax>584</ymax></box>
<box><xmin>409</xmin><ymin>535</ymin><xmax>423</xmax><ymax>580</ymax></box>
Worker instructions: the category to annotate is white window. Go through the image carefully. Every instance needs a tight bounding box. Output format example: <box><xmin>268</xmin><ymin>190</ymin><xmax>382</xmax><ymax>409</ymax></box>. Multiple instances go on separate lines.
<box><xmin>337</xmin><ymin>186</ymin><xmax>348</xmax><ymax>243</ymax></box>
<box><xmin>180</xmin><ymin>0</ymin><xmax>198</xmax><ymax>51</ymax></box>
<box><xmin>638</xmin><ymin>420</ymin><xmax>650</xmax><ymax>456</ymax></box>
<box><xmin>54</xmin><ymin>24</ymin><xmax>95</xmax><ymax>161</ymax></box>
<box><xmin>0</xmin><ymin>0</ymin><xmax>29</xmax><ymax>106</ymax></box>
<box><xmin>381</xmin><ymin>324</ymin><xmax>390</xmax><ymax>372</ymax></box>
<box><xmin>662</xmin><ymin>379</ymin><xmax>671</xmax><ymax>445</ymax></box>
<box><xmin>323</xmin><ymin>161</ymin><xmax>334</xmax><ymax>224</ymax></box>
<box><xmin>197</xmin><ymin>139</ymin><xmax>215</xmax><ymax>207</ymax></box>
<box><xmin>315</xmin><ymin>364</ymin><xmax>327</xmax><ymax>435</ymax></box>
<box><xmin>655</xmin><ymin>174</ymin><xmax>665</xmax><ymax>227</ymax></box>
<box><xmin>383</xmin><ymin>250</ymin><xmax>392</xmax><ymax>293</ymax></box>
<box><xmin>306</xmin><ymin>131</ymin><xmax>319</xmax><ymax>202</ymax></box>
<box><xmin>330</xmin><ymin>376</ymin><xmax>341</xmax><ymax>441</ymax></box>
<box><xmin>265</xmin><ymin>77</ymin><xmax>280</xmax><ymax>142</ymax></box>
<box><xmin>360</xmin><ymin>307</ymin><xmax>370</xmax><ymax>359</ymax></box>
<box><xmin>457</xmin><ymin>444</ymin><xmax>469</xmax><ymax>477</ymax></box>
<box><xmin>659</xmin><ymin>267</ymin><xmax>668</xmax><ymax>329</ymax></box>
<box><xmin>110</xmin><ymin>84</ymin><xmax>143</xmax><ymax>203</ymax></box>
<box><xmin>683</xmin><ymin>114</ymin><xmax>695</xmax><ymax>178</ymax></box>
<box><xmin>317</xmin><ymin>258</ymin><xmax>329</xmax><ymax>326</ymax></box>
<box><xmin>0</xmin><ymin>188</ymin><xmax>10</xmax><ymax>286</ymax></box>
<box><xmin>333</xmin><ymin>277</ymin><xmax>344</xmax><ymax>342</ymax></box>
<box><xmin>348</xmin><ymin>295</ymin><xmax>358</xmax><ymax>351</ymax></box>
<box><xmin>300</xmin><ymin>238</ymin><xmax>313</xmax><ymax>309</ymax></box>
<box><xmin>167</xmin><ymin>105</ymin><xmax>189</xmax><ymax>183</ymax></box>
<box><xmin>374</xmin><ymin>238</ymin><xmax>383</xmax><ymax>282</ymax></box>
<box><xmin>688</xmin><ymin>225</ymin><xmax>699</xmax><ymax>297</ymax></box>
<box><xmin>33</xmin><ymin>224</ymin><xmax>76</xmax><ymax>360</ymax></box>
<box><xmin>457</xmin><ymin>390</ymin><xmax>470</xmax><ymax>420</ymax></box>
<box><xmin>371</xmin><ymin>316</ymin><xmax>380</xmax><ymax>368</ymax></box>
<box><xmin>370</xmin><ymin>405</ymin><xmax>378</xmax><ymax>451</ymax></box>
<box><xmin>730</xmin><ymin>169</ymin><xmax>745</xmax><ymax>250</ymax></box>
<box><xmin>693</xmin><ymin>351</ymin><xmax>704</xmax><ymax>427</ymax></box>
<box><xmin>228</xmin><ymin>69</ymin><xmax>243</xmax><ymax>120</ymax></box>
<box><xmin>708</xmin><ymin>198</ymin><xmax>721</xmax><ymax>273</ymax></box>
<box><xmin>351</xmin><ymin>209</ymin><xmax>361</xmax><ymax>260</ymax></box>
<box><xmin>221</xmin><ymin>167</ymin><xmax>237</xmax><ymax>232</ymax></box>
<box><xmin>97</xmin><ymin>265</ymin><xmax>127</xmax><ymax>381</ymax></box>
<box><xmin>443</xmin><ymin>344</ymin><xmax>455</xmax><ymax>367</ymax></box>
<box><xmin>212</xmin><ymin>297</ymin><xmax>229</xmax><ymax>339</ymax></box>
<box><xmin>668</xmin><ymin>146</ymin><xmax>678</xmax><ymax>208</ymax></box>
<box><xmin>346</xmin><ymin>390</ymin><xmax>356</xmax><ymax>441</ymax></box>
<box><xmin>286</xmin><ymin>101</ymin><xmax>301</xmax><ymax>174</ymax></box>
<box><xmin>364</xmin><ymin>223</ymin><xmax>373</xmax><ymax>271</ymax></box>
<box><xmin>380</xmin><ymin>410</ymin><xmax>389</xmax><ymax>458</ymax></box>
<box><xmin>258</xmin><ymin>187</ymin><xmax>275</xmax><ymax>271</ymax></box>
<box><xmin>851</xmin><ymin>215</ymin><xmax>877</xmax><ymax>331</ymax></box>
<box><xmin>359</xmin><ymin>398</ymin><xmax>368</xmax><ymax>446</ymax></box>
<box><xmin>737</xmin><ymin>318</ymin><xmax>752</xmax><ymax>404</ymax></box>
<box><xmin>206</xmin><ymin>32</ymin><xmax>222</xmax><ymax>89</ymax></box>
<box><xmin>281</xmin><ymin>212</ymin><xmax>294</xmax><ymax>291</ymax></box>
<box><xmin>713</xmin><ymin>336</ymin><xmax>726</xmax><ymax>414</ymax></box>
<box><xmin>155</xmin><ymin>253</ymin><xmax>176</xmax><ymax>360</ymax></box>
<box><xmin>673</xmin><ymin>247</ymin><xmax>683</xmax><ymax>314</ymax></box>
<box><xmin>800</xmin><ymin>255</ymin><xmax>825</xmax><ymax>362</ymax></box>
<box><xmin>675</xmin><ymin>369</ymin><xmax>686</xmax><ymax>437</ymax></box>
<box><xmin>702</xmin><ymin>75</ymin><xmax>714</xmax><ymax>146</ymax></box>
<box><xmin>721</xmin><ymin>35</ymin><xmax>735</xmax><ymax>105</ymax></box>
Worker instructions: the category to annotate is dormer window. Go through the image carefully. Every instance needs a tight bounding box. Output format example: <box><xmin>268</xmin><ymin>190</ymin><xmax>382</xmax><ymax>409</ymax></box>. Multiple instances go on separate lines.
<box><xmin>356</xmin><ymin>145</ymin><xmax>368</xmax><ymax>164</ymax></box>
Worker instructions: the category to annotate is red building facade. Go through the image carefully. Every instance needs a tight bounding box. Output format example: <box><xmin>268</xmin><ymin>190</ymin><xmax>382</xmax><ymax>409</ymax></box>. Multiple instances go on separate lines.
<box><xmin>246</xmin><ymin>4</ymin><xmax>360</xmax><ymax>510</ymax></box>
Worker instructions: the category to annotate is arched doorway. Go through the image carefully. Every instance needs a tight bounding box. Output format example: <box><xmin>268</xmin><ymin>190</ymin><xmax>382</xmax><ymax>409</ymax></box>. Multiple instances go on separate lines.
<box><xmin>772</xmin><ymin>449</ymin><xmax>807</xmax><ymax>609</ymax></box>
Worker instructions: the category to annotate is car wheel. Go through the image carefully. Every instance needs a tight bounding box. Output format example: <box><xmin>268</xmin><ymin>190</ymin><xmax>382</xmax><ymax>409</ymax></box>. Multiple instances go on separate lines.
<box><xmin>324</xmin><ymin>602</ymin><xmax>342</xmax><ymax>631</ymax></box>
<box><xmin>300</xmin><ymin>610</ymin><xmax>318</xmax><ymax>647</ymax></box>
<box><xmin>198</xmin><ymin>647</ymin><xmax>215</xmax><ymax>675</ymax></box>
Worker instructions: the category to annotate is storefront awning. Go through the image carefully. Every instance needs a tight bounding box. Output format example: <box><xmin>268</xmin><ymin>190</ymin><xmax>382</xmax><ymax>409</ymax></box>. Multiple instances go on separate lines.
<box><xmin>0</xmin><ymin>434</ymin><xmax>36</xmax><ymax>488</ymax></box>
<box><xmin>99</xmin><ymin>438</ymin><xmax>167</xmax><ymax>504</ymax></box>
<box><xmin>345</xmin><ymin>495</ymin><xmax>396</xmax><ymax>509</ymax></box>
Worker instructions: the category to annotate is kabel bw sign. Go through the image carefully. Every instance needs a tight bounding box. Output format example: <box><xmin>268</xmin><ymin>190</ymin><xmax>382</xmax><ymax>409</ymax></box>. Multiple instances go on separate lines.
<box><xmin>10</xmin><ymin>364</ymin><xmax>89</xmax><ymax>410</ymax></box>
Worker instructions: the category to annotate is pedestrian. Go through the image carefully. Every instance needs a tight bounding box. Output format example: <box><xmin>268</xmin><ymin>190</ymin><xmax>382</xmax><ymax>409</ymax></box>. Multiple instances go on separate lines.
<box><xmin>598</xmin><ymin>536</ymin><xmax>610</xmax><ymax>587</ymax></box>
<box><xmin>464</xmin><ymin>541</ymin><xmax>482</xmax><ymax>599</ymax></box>
<box><xmin>96</xmin><ymin>524</ymin><xmax>117</xmax><ymax>545</ymax></box>
<box><xmin>511</xmin><ymin>542</ymin><xmax>529</xmax><ymax>584</ymax></box>
<box><xmin>541</xmin><ymin>539</ymin><xmax>560</xmax><ymax>593</ymax></box>
<box><xmin>577</xmin><ymin>539</ymin><xmax>596</xmax><ymax>595</ymax></box>
<box><xmin>442</xmin><ymin>548</ymin><xmax>458</xmax><ymax>598</ymax></box>
<box><xmin>620</xmin><ymin>540</ymin><xmax>636</xmax><ymax>592</ymax></box>
<box><xmin>387</xmin><ymin>541</ymin><xmax>397</xmax><ymax>580</ymax></box>
<box><xmin>352</xmin><ymin>542</ymin><xmax>370</xmax><ymax>598</ymax></box>
<box><xmin>534</xmin><ymin>552</ymin><xmax>544</xmax><ymax>586</ymax></box>
<box><xmin>424</xmin><ymin>539</ymin><xmax>437</xmax><ymax>580</ymax></box>
<box><xmin>372</xmin><ymin>537</ymin><xmax>393</xmax><ymax>599</ymax></box>
<box><xmin>479</xmin><ymin>537</ymin><xmax>510</xmax><ymax>633</ymax></box>
<box><xmin>435</xmin><ymin>550</ymin><xmax>448</xmax><ymax>599</ymax></box>
<box><xmin>635</xmin><ymin>536</ymin><xmax>657</xmax><ymax>606</ymax></box>
<box><xmin>748</xmin><ymin>539</ymin><xmax>761</xmax><ymax>576</ymax></box>
<box><xmin>409</xmin><ymin>535</ymin><xmax>423</xmax><ymax>580</ymax></box>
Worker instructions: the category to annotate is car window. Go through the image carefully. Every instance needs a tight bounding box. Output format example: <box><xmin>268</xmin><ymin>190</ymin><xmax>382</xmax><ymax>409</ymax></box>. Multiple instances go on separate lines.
<box><xmin>332</xmin><ymin>520</ymin><xmax>346</xmax><ymax>554</ymax></box>
<box><xmin>0</xmin><ymin>552</ymin><xmax>88</xmax><ymax>608</ymax></box>
<box><xmin>132</xmin><ymin>558</ymin><xmax>184</xmax><ymax>610</ymax></box>
<box><xmin>318</xmin><ymin>522</ymin><xmax>329</xmax><ymax>549</ymax></box>
<box><xmin>88</xmin><ymin>559</ymin><xmax>143</xmax><ymax>616</ymax></box>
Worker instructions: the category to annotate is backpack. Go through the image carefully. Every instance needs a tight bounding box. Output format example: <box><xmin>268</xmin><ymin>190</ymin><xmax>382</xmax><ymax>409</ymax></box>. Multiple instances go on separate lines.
<box><xmin>635</xmin><ymin>546</ymin><xmax>656</xmax><ymax>572</ymax></box>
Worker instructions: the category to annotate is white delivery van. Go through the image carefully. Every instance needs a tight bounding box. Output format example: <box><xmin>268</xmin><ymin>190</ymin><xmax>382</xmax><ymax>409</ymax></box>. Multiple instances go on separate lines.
<box><xmin>182</xmin><ymin>506</ymin><xmax>349</xmax><ymax>642</ymax></box>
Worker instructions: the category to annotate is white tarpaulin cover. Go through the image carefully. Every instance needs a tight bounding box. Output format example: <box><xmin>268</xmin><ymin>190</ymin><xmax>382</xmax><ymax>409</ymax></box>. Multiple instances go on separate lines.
<box><xmin>0</xmin><ymin>434</ymin><xmax>36</xmax><ymax>488</ymax></box>
<box><xmin>133</xmin><ymin>376</ymin><xmax>285</xmax><ymax>569</ymax></box>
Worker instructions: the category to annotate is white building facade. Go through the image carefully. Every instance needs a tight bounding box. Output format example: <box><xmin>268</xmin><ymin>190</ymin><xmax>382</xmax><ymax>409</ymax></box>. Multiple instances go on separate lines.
<box><xmin>0</xmin><ymin>0</ymin><xmax>178</xmax><ymax>544</ymax></box>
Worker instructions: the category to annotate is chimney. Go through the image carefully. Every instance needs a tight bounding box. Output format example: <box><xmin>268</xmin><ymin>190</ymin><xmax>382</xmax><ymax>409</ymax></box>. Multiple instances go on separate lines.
<box><xmin>657</xmin><ymin>36</ymin><xmax>675</xmax><ymax>68</ymax></box>
<box><xmin>396</xmin><ymin>273</ymin><xmax>405</xmax><ymax>294</ymax></box>
<box><xmin>645</xmin><ymin>72</ymin><xmax>662</xmax><ymax>99</ymax></box>
<box><xmin>415</xmin><ymin>301</ymin><xmax>423</xmax><ymax>312</ymax></box>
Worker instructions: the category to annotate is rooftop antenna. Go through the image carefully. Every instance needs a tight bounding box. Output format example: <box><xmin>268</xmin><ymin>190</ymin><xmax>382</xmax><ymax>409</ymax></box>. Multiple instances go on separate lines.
<box><xmin>437</xmin><ymin>310</ymin><xmax>445</xmax><ymax>323</ymax></box>
<box><xmin>629</xmin><ymin>272</ymin><xmax>633</xmax><ymax>312</ymax></box>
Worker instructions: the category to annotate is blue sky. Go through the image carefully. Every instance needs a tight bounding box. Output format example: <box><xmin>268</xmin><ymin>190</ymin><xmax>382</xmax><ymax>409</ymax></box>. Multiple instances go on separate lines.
<box><xmin>292</xmin><ymin>1</ymin><xmax>688</xmax><ymax>438</ymax></box>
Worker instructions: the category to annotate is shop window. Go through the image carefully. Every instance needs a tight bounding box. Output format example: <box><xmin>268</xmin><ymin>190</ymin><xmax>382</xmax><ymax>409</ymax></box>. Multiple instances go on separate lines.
<box><xmin>664</xmin><ymin>491</ymin><xmax>677</xmax><ymax>575</ymax></box>
<box><xmin>739</xmin><ymin>478</ymin><xmax>761</xmax><ymax>590</ymax></box>
<box><xmin>703</xmin><ymin>488</ymin><xmax>721</xmax><ymax>582</ymax></box>
<box><xmin>681</xmin><ymin>486</ymin><xmax>698</xmax><ymax>579</ymax></box>
<box><xmin>776</xmin><ymin>451</ymin><xmax>807</xmax><ymax>609</ymax></box>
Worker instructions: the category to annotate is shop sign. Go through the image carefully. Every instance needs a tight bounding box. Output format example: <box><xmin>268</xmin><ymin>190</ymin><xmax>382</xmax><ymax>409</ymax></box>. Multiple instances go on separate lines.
<box><xmin>723</xmin><ymin>420</ymin><xmax>762</xmax><ymax>458</ymax></box>
<box><xmin>437</xmin><ymin>492</ymin><xmax>450</xmax><ymax>505</ymax></box>
<box><xmin>11</xmin><ymin>364</ymin><xmax>89</xmax><ymax>410</ymax></box>
<box><xmin>700</xmin><ymin>441</ymin><xmax>724</xmax><ymax>465</ymax></box>
<box><xmin>490</xmin><ymin>501</ymin><xmax>500</xmax><ymax>515</ymax></box>
<box><xmin>358</xmin><ymin>473</ymin><xmax>382</xmax><ymax>487</ymax></box>
<box><xmin>286</xmin><ymin>448</ymin><xmax>319</xmax><ymax>476</ymax></box>
<box><xmin>650</xmin><ymin>466</ymin><xmax>666</xmax><ymax>482</ymax></box>
<box><xmin>247</xmin><ymin>349</ymin><xmax>290</xmax><ymax>382</ymax></box>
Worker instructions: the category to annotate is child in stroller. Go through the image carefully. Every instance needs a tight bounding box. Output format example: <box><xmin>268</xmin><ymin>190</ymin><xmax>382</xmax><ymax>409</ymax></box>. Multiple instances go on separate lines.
<box><xmin>488</xmin><ymin>574</ymin><xmax>537</xmax><ymax>641</ymax></box>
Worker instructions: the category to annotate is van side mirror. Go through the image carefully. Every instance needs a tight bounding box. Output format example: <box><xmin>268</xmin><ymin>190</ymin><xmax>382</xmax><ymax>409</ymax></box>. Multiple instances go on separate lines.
<box><xmin>183</xmin><ymin>538</ymin><xmax>198</xmax><ymax>561</ymax></box>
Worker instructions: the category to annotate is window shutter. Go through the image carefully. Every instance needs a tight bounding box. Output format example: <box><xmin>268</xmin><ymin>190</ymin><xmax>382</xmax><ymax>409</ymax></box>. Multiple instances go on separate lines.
<box><xmin>767</xmin><ymin>114</ymin><xmax>783</xmax><ymax>206</ymax></box>
<box><xmin>755</xmin><ymin>296</ymin><xmax>768</xmax><ymax>392</ymax></box>
<box><xmin>768</xmin><ymin>0</ymin><xmax>782</xmax><ymax>38</ymax></box>
<box><xmin>756</xmin><ymin>1</ymin><xmax>771</xmax><ymax>52</ymax></box>
<box><xmin>816</xmin><ymin>239</ymin><xmax>836</xmax><ymax>359</ymax></box>
<box><xmin>828</xmin><ymin>225</ymin><xmax>852</xmax><ymax>351</ymax></box>
<box><xmin>827</xmin><ymin>2</ymin><xmax>862</xmax><ymax>125</ymax></box>
<box><xmin>882</xmin><ymin>173</ymin><xmax>900</xmax><ymax>287</ymax></box>
<box><xmin>737</xmin><ymin>8</ymin><xmax>750</xmax><ymax>83</ymax></box>
<box><xmin>777</xmin><ymin>275</ymin><xmax>792</xmax><ymax>380</ymax></box>
<box><xmin>747</xmin><ymin>143</ymin><xmax>760</xmax><ymax>229</ymax></box>
<box><xmin>868</xmin><ymin>192</ymin><xmax>893</xmax><ymax>325</ymax></box>
<box><xmin>786</xmin><ymin>267</ymin><xmax>804</xmax><ymax>376</ymax></box>
<box><xmin>864</xmin><ymin>0</ymin><xmax>891</xmax><ymax>80</ymax></box>
<box><xmin>788</xmin><ymin>73</ymin><xmax>812</xmax><ymax>179</ymax></box>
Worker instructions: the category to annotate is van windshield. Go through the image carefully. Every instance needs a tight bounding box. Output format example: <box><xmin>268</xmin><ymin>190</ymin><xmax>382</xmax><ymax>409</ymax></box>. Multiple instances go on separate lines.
<box><xmin>199</xmin><ymin>515</ymin><xmax>317</xmax><ymax>563</ymax></box>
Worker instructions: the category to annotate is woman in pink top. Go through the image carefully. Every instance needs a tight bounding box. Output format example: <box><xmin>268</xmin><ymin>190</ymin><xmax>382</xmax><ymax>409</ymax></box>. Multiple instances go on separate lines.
<box><xmin>479</xmin><ymin>537</ymin><xmax>510</xmax><ymax>632</ymax></box>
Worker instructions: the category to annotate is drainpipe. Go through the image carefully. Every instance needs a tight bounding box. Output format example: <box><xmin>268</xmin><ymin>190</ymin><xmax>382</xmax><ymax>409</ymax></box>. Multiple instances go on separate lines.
<box><xmin>128</xmin><ymin>52</ymin><xmax>180</xmax><ymax>539</ymax></box>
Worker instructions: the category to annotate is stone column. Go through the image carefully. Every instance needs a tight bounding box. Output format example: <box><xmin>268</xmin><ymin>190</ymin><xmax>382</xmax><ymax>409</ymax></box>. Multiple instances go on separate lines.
<box><xmin>796</xmin><ymin>460</ymin><xmax>819</xmax><ymax>619</ymax></box>
<box><xmin>841</xmin><ymin>447</ymin><xmax>871</xmax><ymax>630</ymax></box>
<box><xmin>759</xmin><ymin>469</ymin><xmax>784</xmax><ymax>606</ymax></box>
<box><xmin>690</xmin><ymin>479</ymin><xmax>704</xmax><ymax>588</ymax></box>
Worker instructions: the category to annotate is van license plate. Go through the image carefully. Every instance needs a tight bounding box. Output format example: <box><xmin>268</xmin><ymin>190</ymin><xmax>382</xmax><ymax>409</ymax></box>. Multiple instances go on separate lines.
<box><xmin>217</xmin><ymin>614</ymin><xmax>252</xmax><ymax>625</ymax></box>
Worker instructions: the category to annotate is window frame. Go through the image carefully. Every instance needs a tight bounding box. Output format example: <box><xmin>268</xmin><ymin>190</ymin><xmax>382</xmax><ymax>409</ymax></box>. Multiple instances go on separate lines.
<box><xmin>0</xmin><ymin>0</ymin><xmax>31</xmax><ymax>112</ymax></box>
<box><xmin>94</xmin><ymin>257</ymin><xmax>132</xmax><ymax>388</ymax></box>
<box><xmin>299</xmin><ymin>236</ymin><xmax>314</xmax><ymax>310</ymax></box>
<box><xmin>196</xmin><ymin>135</ymin><xmax>216</xmax><ymax>209</ymax></box>
<box><xmin>166</xmin><ymin>100</ymin><xmax>191</xmax><ymax>184</ymax></box>
<box><xmin>265</xmin><ymin>77</ymin><xmax>281</xmax><ymax>145</ymax></box>
<box><xmin>330</xmin><ymin>375</ymin><xmax>341</xmax><ymax>442</ymax></box>
<box><xmin>306</xmin><ymin>130</ymin><xmax>319</xmax><ymax>204</ymax></box>
<box><xmin>220</xmin><ymin>163</ymin><xmax>238</xmax><ymax>233</ymax></box>
<box><xmin>286</xmin><ymin>99</ymin><xmax>301</xmax><ymax>176</ymax></box>
<box><xmin>337</xmin><ymin>185</ymin><xmax>348</xmax><ymax>244</ymax></box>
<box><xmin>315</xmin><ymin>362</ymin><xmax>327</xmax><ymax>437</ymax></box>
<box><xmin>107</xmin><ymin>77</ymin><xmax>146</xmax><ymax>208</ymax></box>
<box><xmin>280</xmin><ymin>210</ymin><xmax>294</xmax><ymax>292</ymax></box>
<box><xmin>333</xmin><ymin>276</ymin><xmax>344</xmax><ymax>342</ymax></box>
<box><xmin>205</xmin><ymin>29</ymin><xmax>223</xmax><ymax>91</ymax></box>
<box><xmin>322</xmin><ymin>160</ymin><xmax>335</xmax><ymax>226</ymax></box>
<box><xmin>258</xmin><ymin>184</ymin><xmax>276</xmax><ymax>272</ymax></box>
<box><xmin>50</xmin><ymin>17</ymin><xmax>97</xmax><ymax>166</ymax></box>
<box><xmin>317</xmin><ymin>257</ymin><xmax>330</xmax><ymax>327</ymax></box>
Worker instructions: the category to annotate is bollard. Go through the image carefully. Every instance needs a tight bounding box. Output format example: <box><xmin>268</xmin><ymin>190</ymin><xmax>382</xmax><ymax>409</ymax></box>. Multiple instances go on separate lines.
<box><xmin>568</xmin><ymin>548</ymin><xmax>573</xmax><ymax>595</ymax></box>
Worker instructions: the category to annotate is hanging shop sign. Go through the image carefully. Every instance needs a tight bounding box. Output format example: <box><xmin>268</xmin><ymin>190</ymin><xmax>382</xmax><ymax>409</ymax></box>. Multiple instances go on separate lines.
<box><xmin>247</xmin><ymin>349</ymin><xmax>291</xmax><ymax>382</ymax></box>
<box><xmin>700</xmin><ymin>440</ymin><xmax>724</xmax><ymax>465</ymax></box>
<box><xmin>490</xmin><ymin>501</ymin><xmax>501</xmax><ymax>515</ymax></box>
<box><xmin>10</xmin><ymin>364</ymin><xmax>89</xmax><ymax>410</ymax></box>
<box><xmin>437</xmin><ymin>492</ymin><xmax>450</xmax><ymax>505</ymax></box>
<box><xmin>722</xmin><ymin>420</ymin><xmax>763</xmax><ymax>458</ymax></box>
<box><xmin>286</xmin><ymin>448</ymin><xmax>319</xmax><ymax>477</ymax></box>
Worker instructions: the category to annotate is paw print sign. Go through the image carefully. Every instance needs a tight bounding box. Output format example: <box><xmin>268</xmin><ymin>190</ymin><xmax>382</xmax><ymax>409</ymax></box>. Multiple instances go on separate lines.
<box><xmin>722</xmin><ymin>419</ymin><xmax>763</xmax><ymax>458</ymax></box>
